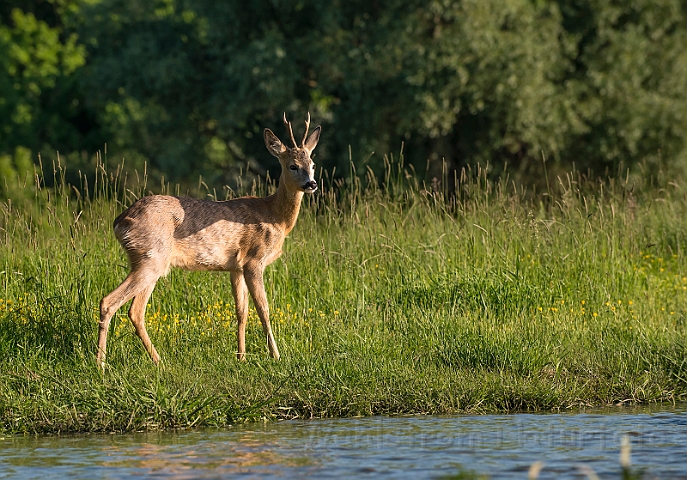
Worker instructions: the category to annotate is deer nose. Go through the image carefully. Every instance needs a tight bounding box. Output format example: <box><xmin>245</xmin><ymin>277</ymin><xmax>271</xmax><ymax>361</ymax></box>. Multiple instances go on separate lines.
<box><xmin>303</xmin><ymin>180</ymin><xmax>318</xmax><ymax>192</ymax></box>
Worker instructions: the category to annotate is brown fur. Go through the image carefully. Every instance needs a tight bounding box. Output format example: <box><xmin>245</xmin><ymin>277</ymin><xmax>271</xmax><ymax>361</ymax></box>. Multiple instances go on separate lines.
<box><xmin>97</xmin><ymin>114</ymin><xmax>321</xmax><ymax>368</ymax></box>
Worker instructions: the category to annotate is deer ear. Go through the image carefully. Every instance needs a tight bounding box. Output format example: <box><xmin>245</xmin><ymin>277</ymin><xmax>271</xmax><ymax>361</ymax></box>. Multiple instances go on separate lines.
<box><xmin>264</xmin><ymin>128</ymin><xmax>287</xmax><ymax>157</ymax></box>
<box><xmin>303</xmin><ymin>125</ymin><xmax>321</xmax><ymax>153</ymax></box>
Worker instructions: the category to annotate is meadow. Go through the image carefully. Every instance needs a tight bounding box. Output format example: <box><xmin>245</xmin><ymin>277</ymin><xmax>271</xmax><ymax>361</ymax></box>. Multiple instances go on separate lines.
<box><xmin>1</xmin><ymin>155</ymin><xmax>686</xmax><ymax>434</ymax></box>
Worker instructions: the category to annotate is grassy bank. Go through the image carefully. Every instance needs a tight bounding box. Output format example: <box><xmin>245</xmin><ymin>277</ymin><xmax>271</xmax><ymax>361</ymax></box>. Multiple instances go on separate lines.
<box><xmin>1</xmin><ymin>156</ymin><xmax>687</xmax><ymax>434</ymax></box>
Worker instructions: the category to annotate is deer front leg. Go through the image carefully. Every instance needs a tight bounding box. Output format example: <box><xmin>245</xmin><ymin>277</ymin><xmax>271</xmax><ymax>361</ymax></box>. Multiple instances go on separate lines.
<box><xmin>231</xmin><ymin>270</ymin><xmax>249</xmax><ymax>360</ymax></box>
<box><xmin>244</xmin><ymin>266</ymin><xmax>280</xmax><ymax>360</ymax></box>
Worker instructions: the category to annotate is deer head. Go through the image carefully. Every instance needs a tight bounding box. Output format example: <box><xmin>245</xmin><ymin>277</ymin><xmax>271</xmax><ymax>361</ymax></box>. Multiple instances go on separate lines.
<box><xmin>264</xmin><ymin>113</ymin><xmax>321</xmax><ymax>193</ymax></box>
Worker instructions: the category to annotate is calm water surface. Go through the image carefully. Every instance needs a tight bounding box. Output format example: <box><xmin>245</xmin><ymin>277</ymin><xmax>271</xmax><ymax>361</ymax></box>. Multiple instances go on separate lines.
<box><xmin>1</xmin><ymin>406</ymin><xmax>686</xmax><ymax>479</ymax></box>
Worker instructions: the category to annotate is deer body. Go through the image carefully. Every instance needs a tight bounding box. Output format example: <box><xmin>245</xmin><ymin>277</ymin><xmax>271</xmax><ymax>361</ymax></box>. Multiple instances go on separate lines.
<box><xmin>114</xmin><ymin>193</ymin><xmax>300</xmax><ymax>274</ymax></box>
<box><xmin>97</xmin><ymin>114</ymin><xmax>320</xmax><ymax>368</ymax></box>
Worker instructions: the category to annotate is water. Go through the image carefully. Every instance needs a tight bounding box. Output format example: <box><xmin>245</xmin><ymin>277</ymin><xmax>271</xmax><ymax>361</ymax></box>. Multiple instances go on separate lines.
<box><xmin>1</xmin><ymin>406</ymin><xmax>686</xmax><ymax>479</ymax></box>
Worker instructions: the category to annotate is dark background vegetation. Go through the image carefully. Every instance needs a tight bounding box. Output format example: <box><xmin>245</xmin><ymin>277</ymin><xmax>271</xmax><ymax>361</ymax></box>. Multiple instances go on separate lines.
<box><xmin>2</xmin><ymin>0</ymin><xmax>687</xmax><ymax>193</ymax></box>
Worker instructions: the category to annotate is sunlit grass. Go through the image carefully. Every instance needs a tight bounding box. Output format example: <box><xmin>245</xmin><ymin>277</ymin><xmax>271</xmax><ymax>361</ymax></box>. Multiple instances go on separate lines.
<box><xmin>1</xmin><ymin>155</ymin><xmax>686</xmax><ymax>433</ymax></box>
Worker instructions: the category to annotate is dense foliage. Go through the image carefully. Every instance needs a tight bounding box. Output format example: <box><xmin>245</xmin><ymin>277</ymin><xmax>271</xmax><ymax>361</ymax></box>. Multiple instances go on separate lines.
<box><xmin>2</xmin><ymin>0</ymin><xmax>687</xmax><ymax>189</ymax></box>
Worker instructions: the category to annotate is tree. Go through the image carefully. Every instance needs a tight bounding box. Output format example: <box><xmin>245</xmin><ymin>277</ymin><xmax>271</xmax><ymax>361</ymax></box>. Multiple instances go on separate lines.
<box><xmin>0</xmin><ymin>1</ymin><xmax>95</xmax><ymax>195</ymax></box>
<box><xmin>558</xmin><ymin>0</ymin><xmax>687</xmax><ymax>173</ymax></box>
<box><xmin>4</xmin><ymin>0</ymin><xmax>687</xmax><ymax>190</ymax></box>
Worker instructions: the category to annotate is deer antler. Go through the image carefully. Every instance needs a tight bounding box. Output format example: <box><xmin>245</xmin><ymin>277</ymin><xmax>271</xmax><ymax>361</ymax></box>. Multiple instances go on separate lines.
<box><xmin>283</xmin><ymin>112</ymin><xmax>297</xmax><ymax>148</ymax></box>
<box><xmin>301</xmin><ymin>112</ymin><xmax>311</xmax><ymax>147</ymax></box>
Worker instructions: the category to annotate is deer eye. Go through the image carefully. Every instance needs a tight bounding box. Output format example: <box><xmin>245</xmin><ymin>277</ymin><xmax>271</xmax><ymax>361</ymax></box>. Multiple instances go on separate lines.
<box><xmin>289</xmin><ymin>165</ymin><xmax>298</xmax><ymax>171</ymax></box>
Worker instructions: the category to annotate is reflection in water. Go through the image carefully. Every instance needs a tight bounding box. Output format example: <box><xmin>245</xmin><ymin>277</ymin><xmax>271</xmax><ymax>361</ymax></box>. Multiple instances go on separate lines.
<box><xmin>100</xmin><ymin>432</ymin><xmax>314</xmax><ymax>476</ymax></box>
<box><xmin>1</xmin><ymin>405</ymin><xmax>686</xmax><ymax>479</ymax></box>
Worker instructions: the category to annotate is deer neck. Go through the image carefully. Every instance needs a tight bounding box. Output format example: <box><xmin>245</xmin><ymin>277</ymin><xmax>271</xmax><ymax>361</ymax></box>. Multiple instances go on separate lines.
<box><xmin>271</xmin><ymin>176</ymin><xmax>304</xmax><ymax>234</ymax></box>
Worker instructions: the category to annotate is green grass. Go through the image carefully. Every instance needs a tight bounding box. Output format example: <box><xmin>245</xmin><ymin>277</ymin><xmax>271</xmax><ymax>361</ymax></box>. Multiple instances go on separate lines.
<box><xmin>1</xmin><ymin>156</ymin><xmax>686</xmax><ymax>433</ymax></box>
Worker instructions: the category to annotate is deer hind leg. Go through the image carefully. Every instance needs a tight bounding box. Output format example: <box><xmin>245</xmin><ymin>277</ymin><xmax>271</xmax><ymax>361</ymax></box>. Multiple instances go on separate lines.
<box><xmin>98</xmin><ymin>273</ymin><xmax>143</xmax><ymax>368</ymax></box>
<box><xmin>128</xmin><ymin>282</ymin><xmax>160</xmax><ymax>364</ymax></box>
<box><xmin>97</xmin><ymin>268</ymin><xmax>160</xmax><ymax>369</ymax></box>
<box><xmin>244</xmin><ymin>266</ymin><xmax>280</xmax><ymax>360</ymax></box>
<box><xmin>231</xmin><ymin>270</ymin><xmax>249</xmax><ymax>360</ymax></box>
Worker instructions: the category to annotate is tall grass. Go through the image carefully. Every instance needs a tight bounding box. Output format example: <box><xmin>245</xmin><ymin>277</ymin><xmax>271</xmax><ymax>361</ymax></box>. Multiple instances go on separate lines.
<box><xmin>1</xmin><ymin>153</ymin><xmax>686</xmax><ymax>433</ymax></box>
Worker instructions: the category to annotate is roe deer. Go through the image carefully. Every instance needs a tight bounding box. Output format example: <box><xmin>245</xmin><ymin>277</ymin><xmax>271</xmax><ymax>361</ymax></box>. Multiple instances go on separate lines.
<box><xmin>97</xmin><ymin>113</ymin><xmax>320</xmax><ymax>368</ymax></box>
